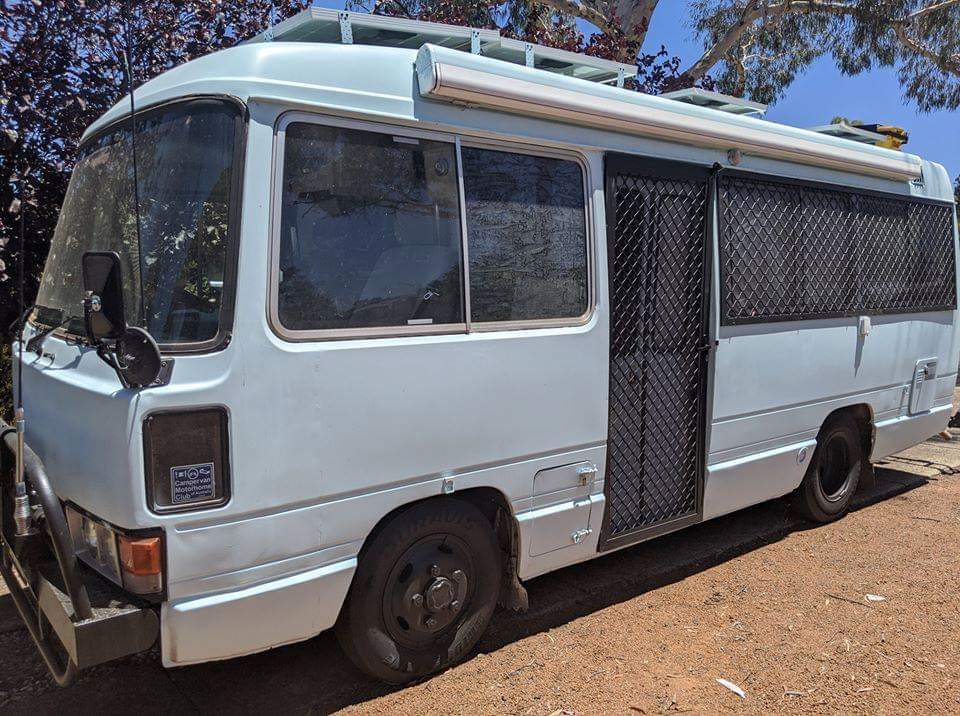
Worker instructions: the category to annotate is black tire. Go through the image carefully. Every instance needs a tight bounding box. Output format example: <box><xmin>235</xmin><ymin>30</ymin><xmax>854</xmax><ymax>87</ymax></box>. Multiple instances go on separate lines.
<box><xmin>793</xmin><ymin>414</ymin><xmax>863</xmax><ymax>523</ymax></box>
<box><xmin>335</xmin><ymin>498</ymin><xmax>501</xmax><ymax>684</ymax></box>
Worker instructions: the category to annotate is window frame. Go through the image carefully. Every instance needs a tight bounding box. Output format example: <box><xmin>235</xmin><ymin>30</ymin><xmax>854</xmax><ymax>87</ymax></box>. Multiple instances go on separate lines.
<box><xmin>30</xmin><ymin>95</ymin><xmax>248</xmax><ymax>355</ymax></box>
<box><xmin>458</xmin><ymin>137</ymin><xmax>595</xmax><ymax>332</ymax></box>
<box><xmin>268</xmin><ymin>111</ymin><xmax>594</xmax><ymax>342</ymax></box>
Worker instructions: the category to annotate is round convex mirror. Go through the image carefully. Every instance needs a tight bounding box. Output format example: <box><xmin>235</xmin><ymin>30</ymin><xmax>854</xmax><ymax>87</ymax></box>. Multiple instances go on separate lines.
<box><xmin>117</xmin><ymin>327</ymin><xmax>163</xmax><ymax>388</ymax></box>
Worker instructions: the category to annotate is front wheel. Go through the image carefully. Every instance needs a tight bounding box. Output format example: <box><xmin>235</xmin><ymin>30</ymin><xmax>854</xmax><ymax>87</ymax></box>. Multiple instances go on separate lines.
<box><xmin>335</xmin><ymin>498</ymin><xmax>501</xmax><ymax>684</ymax></box>
<box><xmin>793</xmin><ymin>415</ymin><xmax>863</xmax><ymax>523</ymax></box>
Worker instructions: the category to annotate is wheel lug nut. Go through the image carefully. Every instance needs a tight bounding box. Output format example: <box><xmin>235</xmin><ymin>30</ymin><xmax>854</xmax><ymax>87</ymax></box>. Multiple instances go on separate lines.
<box><xmin>426</xmin><ymin>616</ymin><xmax>437</xmax><ymax>628</ymax></box>
<box><xmin>430</xmin><ymin>564</ymin><xmax>441</xmax><ymax>577</ymax></box>
<box><xmin>411</xmin><ymin>594</ymin><xmax>423</xmax><ymax>607</ymax></box>
<box><xmin>450</xmin><ymin>600</ymin><xmax>461</xmax><ymax>612</ymax></box>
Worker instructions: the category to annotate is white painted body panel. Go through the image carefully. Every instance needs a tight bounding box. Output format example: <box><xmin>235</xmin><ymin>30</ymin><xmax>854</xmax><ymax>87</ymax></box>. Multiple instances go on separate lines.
<box><xmin>12</xmin><ymin>41</ymin><xmax>959</xmax><ymax>667</ymax></box>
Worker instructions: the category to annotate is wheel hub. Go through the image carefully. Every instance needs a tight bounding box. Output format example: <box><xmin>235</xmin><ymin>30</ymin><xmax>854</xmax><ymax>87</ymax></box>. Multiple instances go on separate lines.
<box><xmin>383</xmin><ymin>536</ymin><xmax>474</xmax><ymax>648</ymax></box>
<box><xmin>425</xmin><ymin>576</ymin><xmax>456</xmax><ymax>612</ymax></box>
<box><xmin>413</xmin><ymin>567</ymin><xmax>467</xmax><ymax>630</ymax></box>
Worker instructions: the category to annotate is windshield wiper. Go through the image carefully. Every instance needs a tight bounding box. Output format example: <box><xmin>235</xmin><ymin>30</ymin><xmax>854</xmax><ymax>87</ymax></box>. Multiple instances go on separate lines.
<box><xmin>24</xmin><ymin>308</ymin><xmax>71</xmax><ymax>355</ymax></box>
<box><xmin>6</xmin><ymin>305</ymin><xmax>33</xmax><ymax>339</ymax></box>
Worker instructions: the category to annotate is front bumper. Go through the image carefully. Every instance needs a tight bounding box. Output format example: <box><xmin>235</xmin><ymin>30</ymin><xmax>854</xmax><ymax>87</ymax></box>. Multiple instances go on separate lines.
<box><xmin>0</xmin><ymin>421</ymin><xmax>159</xmax><ymax>686</ymax></box>
<box><xmin>161</xmin><ymin>557</ymin><xmax>355</xmax><ymax>666</ymax></box>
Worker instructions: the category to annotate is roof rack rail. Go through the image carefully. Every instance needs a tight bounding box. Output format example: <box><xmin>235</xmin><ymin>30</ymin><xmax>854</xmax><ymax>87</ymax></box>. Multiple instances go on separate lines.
<box><xmin>246</xmin><ymin>7</ymin><xmax>638</xmax><ymax>86</ymax></box>
<box><xmin>660</xmin><ymin>88</ymin><xmax>767</xmax><ymax>118</ymax></box>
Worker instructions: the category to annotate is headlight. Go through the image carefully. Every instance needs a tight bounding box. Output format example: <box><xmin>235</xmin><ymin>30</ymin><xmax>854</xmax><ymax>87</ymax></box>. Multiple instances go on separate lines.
<box><xmin>68</xmin><ymin>507</ymin><xmax>122</xmax><ymax>584</ymax></box>
<box><xmin>143</xmin><ymin>408</ymin><xmax>231</xmax><ymax>513</ymax></box>
<box><xmin>66</xmin><ymin>506</ymin><xmax>163</xmax><ymax>596</ymax></box>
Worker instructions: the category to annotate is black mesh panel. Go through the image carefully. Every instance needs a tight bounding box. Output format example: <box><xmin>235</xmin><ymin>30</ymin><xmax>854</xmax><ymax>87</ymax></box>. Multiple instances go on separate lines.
<box><xmin>604</xmin><ymin>167</ymin><xmax>709</xmax><ymax>540</ymax></box>
<box><xmin>719</xmin><ymin>175</ymin><xmax>956</xmax><ymax>324</ymax></box>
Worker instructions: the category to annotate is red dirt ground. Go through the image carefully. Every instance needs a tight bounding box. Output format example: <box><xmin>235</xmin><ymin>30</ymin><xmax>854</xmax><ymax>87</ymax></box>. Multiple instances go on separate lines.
<box><xmin>1</xmin><ymin>429</ymin><xmax>959</xmax><ymax>714</ymax></box>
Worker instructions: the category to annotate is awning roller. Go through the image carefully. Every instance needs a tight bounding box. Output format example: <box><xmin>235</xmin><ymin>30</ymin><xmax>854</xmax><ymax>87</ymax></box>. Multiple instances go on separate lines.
<box><xmin>415</xmin><ymin>44</ymin><xmax>922</xmax><ymax>183</ymax></box>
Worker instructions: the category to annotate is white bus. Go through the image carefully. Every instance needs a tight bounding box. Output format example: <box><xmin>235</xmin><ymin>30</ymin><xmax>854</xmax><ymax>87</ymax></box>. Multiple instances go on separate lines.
<box><xmin>3</xmin><ymin>8</ymin><xmax>958</xmax><ymax>686</ymax></box>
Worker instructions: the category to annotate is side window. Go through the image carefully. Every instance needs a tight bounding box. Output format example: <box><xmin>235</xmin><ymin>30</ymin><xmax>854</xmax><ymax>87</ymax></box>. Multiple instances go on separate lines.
<box><xmin>277</xmin><ymin>123</ymin><xmax>464</xmax><ymax>331</ymax></box>
<box><xmin>719</xmin><ymin>178</ymin><xmax>803</xmax><ymax>321</ymax></box>
<box><xmin>461</xmin><ymin>147</ymin><xmax>588</xmax><ymax>323</ymax></box>
<box><xmin>718</xmin><ymin>174</ymin><xmax>956</xmax><ymax>324</ymax></box>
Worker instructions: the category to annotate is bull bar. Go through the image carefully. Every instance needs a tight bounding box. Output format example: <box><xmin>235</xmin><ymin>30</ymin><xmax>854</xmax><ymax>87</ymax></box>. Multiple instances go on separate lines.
<box><xmin>0</xmin><ymin>418</ymin><xmax>159</xmax><ymax>686</ymax></box>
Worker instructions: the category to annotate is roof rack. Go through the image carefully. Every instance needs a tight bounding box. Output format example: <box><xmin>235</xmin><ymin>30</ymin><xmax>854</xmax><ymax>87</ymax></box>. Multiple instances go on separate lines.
<box><xmin>246</xmin><ymin>7</ymin><xmax>638</xmax><ymax>86</ymax></box>
<box><xmin>807</xmin><ymin>120</ymin><xmax>912</xmax><ymax>149</ymax></box>
<box><xmin>807</xmin><ymin>122</ymin><xmax>888</xmax><ymax>144</ymax></box>
<box><xmin>660</xmin><ymin>87</ymin><xmax>767</xmax><ymax>118</ymax></box>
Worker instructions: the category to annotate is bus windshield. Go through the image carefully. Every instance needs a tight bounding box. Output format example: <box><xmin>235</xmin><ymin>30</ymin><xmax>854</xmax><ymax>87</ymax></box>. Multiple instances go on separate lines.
<box><xmin>33</xmin><ymin>99</ymin><xmax>240</xmax><ymax>346</ymax></box>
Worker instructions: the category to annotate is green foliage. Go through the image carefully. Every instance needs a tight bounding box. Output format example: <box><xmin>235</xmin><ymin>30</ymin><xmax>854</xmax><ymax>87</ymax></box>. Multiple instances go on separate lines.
<box><xmin>0</xmin><ymin>0</ymin><xmax>310</xmax><ymax>339</ymax></box>
<box><xmin>831</xmin><ymin>116</ymin><xmax>863</xmax><ymax>126</ymax></box>
<box><xmin>688</xmin><ymin>1</ymin><xmax>960</xmax><ymax>110</ymax></box>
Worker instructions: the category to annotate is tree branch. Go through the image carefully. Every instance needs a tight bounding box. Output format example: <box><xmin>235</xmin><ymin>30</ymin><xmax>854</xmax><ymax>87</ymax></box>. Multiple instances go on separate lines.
<box><xmin>892</xmin><ymin>22</ymin><xmax>960</xmax><ymax>74</ymax></box>
<box><xmin>532</xmin><ymin>0</ymin><xmax>614</xmax><ymax>35</ymax></box>
<box><xmin>909</xmin><ymin>0</ymin><xmax>960</xmax><ymax>21</ymax></box>
<box><xmin>679</xmin><ymin>0</ymin><xmax>960</xmax><ymax>86</ymax></box>
<box><xmin>371</xmin><ymin>0</ymin><xmax>414</xmax><ymax>19</ymax></box>
<box><xmin>679</xmin><ymin>1</ymin><xmax>858</xmax><ymax>83</ymax></box>
<box><xmin>532</xmin><ymin>0</ymin><xmax>661</xmax><ymax>45</ymax></box>
<box><xmin>617</xmin><ymin>0</ymin><xmax>660</xmax><ymax>45</ymax></box>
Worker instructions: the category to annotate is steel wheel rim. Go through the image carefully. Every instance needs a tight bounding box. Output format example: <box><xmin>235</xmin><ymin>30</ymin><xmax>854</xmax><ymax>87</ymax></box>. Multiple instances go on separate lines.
<box><xmin>818</xmin><ymin>433</ymin><xmax>852</xmax><ymax>502</ymax></box>
<box><xmin>382</xmin><ymin>533</ymin><xmax>476</xmax><ymax>650</ymax></box>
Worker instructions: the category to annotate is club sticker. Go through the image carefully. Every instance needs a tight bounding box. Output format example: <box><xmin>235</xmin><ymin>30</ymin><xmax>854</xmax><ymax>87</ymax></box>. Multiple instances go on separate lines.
<box><xmin>170</xmin><ymin>463</ymin><xmax>216</xmax><ymax>504</ymax></box>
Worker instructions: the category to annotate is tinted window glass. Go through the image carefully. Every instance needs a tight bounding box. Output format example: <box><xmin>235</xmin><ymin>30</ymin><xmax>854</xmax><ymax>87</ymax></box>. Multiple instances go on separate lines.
<box><xmin>719</xmin><ymin>174</ymin><xmax>956</xmax><ymax>324</ymax></box>
<box><xmin>35</xmin><ymin>100</ymin><xmax>238</xmax><ymax>344</ymax></box>
<box><xmin>461</xmin><ymin>147</ymin><xmax>588</xmax><ymax>322</ymax></box>
<box><xmin>278</xmin><ymin>123</ymin><xmax>463</xmax><ymax>331</ymax></box>
<box><xmin>719</xmin><ymin>181</ymin><xmax>803</xmax><ymax>320</ymax></box>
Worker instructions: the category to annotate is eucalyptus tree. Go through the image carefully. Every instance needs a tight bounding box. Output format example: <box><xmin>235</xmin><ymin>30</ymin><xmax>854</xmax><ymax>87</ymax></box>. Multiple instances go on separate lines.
<box><xmin>683</xmin><ymin>1</ymin><xmax>960</xmax><ymax>109</ymax></box>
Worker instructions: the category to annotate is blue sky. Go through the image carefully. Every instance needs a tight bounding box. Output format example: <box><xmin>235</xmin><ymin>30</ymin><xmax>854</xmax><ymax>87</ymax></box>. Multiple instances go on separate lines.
<box><xmin>311</xmin><ymin>1</ymin><xmax>958</xmax><ymax>180</ymax></box>
<box><xmin>637</xmin><ymin>8</ymin><xmax>959</xmax><ymax>181</ymax></box>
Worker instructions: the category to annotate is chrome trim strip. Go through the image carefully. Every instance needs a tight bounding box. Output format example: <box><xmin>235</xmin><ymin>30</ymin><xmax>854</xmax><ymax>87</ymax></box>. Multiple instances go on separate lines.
<box><xmin>455</xmin><ymin>135</ymin><xmax>473</xmax><ymax>333</ymax></box>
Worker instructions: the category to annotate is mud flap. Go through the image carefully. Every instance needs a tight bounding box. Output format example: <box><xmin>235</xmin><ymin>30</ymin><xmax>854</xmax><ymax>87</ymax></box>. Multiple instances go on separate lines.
<box><xmin>495</xmin><ymin>507</ymin><xmax>528</xmax><ymax>612</ymax></box>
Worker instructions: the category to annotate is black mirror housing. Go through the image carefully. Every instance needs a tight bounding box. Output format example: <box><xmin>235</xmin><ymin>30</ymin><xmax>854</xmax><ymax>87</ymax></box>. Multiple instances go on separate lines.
<box><xmin>80</xmin><ymin>251</ymin><xmax>165</xmax><ymax>389</ymax></box>
<box><xmin>81</xmin><ymin>251</ymin><xmax>126</xmax><ymax>342</ymax></box>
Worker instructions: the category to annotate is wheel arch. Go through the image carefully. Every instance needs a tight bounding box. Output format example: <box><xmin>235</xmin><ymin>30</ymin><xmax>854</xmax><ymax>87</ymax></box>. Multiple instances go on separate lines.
<box><xmin>348</xmin><ymin>487</ymin><xmax>529</xmax><ymax>616</ymax></box>
<box><xmin>818</xmin><ymin>402</ymin><xmax>876</xmax><ymax>488</ymax></box>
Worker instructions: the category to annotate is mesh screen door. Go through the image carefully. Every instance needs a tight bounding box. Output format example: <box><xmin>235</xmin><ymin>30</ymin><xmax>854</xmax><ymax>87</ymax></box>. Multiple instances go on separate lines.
<box><xmin>600</xmin><ymin>156</ymin><xmax>711</xmax><ymax>549</ymax></box>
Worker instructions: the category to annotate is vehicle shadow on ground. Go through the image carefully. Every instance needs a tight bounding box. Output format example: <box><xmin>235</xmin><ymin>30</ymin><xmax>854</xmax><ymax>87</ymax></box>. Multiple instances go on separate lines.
<box><xmin>0</xmin><ymin>465</ymin><xmax>936</xmax><ymax>715</ymax></box>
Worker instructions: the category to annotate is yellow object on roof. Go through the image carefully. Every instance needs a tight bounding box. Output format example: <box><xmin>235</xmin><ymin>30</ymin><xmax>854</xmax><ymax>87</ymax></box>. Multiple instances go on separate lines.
<box><xmin>859</xmin><ymin>124</ymin><xmax>909</xmax><ymax>150</ymax></box>
<box><xmin>808</xmin><ymin>122</ymin><xmax>909</xmax><ymax>151</ymax></box>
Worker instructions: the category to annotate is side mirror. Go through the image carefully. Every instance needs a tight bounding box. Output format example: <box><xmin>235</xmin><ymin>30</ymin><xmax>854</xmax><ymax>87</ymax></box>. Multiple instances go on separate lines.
<box><xmin>81</xmin><ymin>251</ymin><xmax>164</xmax><ymax>389</ymax></box>
<box><xmin>81</xmin><ymin>251</ymin><xmax>126</xmax><ymax>342</ymax></box>
<box><xmin>116</xmin><ymin>326</ymin><xmax>163</xmax><ymax>389</ymax></box>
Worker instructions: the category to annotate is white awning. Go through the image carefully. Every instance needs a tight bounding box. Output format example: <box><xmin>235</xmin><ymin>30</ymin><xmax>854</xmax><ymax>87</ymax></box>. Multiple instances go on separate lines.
<box><xmin>415</xmin><ymin>44</ymin><xmax>922</xmax><ymax>182</ymax></box>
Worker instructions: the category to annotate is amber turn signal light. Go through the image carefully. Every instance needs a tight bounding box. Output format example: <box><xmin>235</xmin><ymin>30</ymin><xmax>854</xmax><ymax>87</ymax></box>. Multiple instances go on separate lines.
<box><xmin>118</xmin><ymin>535</ymin><xmax>163</xmax><ymax>594</ymax></box>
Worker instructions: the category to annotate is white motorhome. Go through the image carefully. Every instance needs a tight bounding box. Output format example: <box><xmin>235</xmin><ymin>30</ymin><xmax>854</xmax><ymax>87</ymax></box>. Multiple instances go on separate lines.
<box><xmin>2</xmin><ymin>9</ymin><xmax>958</xmax><ymax>685</ymax></box>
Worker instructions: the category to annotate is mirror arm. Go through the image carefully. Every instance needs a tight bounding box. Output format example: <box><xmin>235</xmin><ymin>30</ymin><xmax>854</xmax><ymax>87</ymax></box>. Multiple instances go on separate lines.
<box><xmin>81</xmin><ymin>291</ymin><xmax>102</xmax><ymax>345</ymax></box>
<box><xmin>83</xmin><ymin>291</ymin><xmax>131</xmax><ymax>389</ymax></box>
<box><xmin>95</xmin><ymin>342</ymin><xmax>131</xmax><ymax>390</ymax></box>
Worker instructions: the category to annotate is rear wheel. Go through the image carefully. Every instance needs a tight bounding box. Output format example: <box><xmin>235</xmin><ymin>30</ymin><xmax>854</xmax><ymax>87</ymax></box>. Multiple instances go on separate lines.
<box><xmin>335</xmin><ymin>498</ymin><xmax>501</xmax><ymax>684</ymax></box>
<box><xmin>794</xmin><ymin>415</ymin><xmax>863</xmax><ymax>523</ymax></box>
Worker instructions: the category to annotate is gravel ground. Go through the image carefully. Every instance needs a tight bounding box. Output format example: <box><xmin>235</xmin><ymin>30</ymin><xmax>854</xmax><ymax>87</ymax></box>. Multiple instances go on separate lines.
<box><xmin>1</xmin><ymin>427</ymin><xmax>959</xmax><ymax>714</ymax></box>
